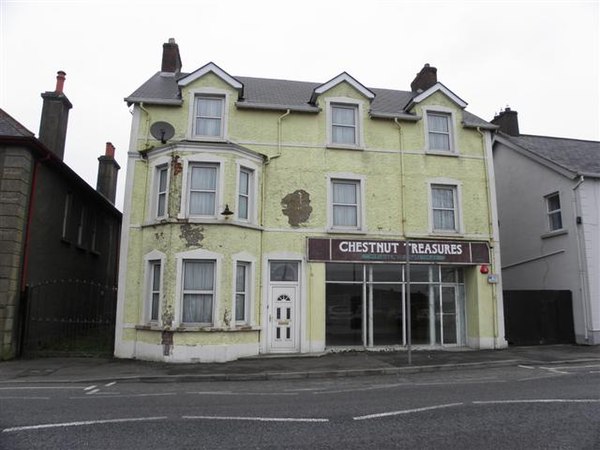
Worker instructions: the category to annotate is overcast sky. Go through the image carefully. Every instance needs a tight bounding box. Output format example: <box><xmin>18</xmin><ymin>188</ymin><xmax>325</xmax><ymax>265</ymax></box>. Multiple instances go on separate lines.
<box><xmin>1</xmin><ymin>0</ymin><xmax>598</xmax><ymax>211</ymax></box>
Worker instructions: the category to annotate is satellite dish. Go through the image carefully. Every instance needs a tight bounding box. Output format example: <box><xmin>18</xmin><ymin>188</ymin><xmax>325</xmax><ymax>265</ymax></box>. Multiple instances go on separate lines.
<box><xmin>150</xmin><ymin>121</ymin><xmax>175</xmax><ymax>144</ymax></box>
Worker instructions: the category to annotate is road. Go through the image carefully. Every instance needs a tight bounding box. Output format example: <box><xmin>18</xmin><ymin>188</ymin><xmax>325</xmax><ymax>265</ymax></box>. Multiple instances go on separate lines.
<box><xmin>1</xmin><ymin>362</ymin><xmax>599</xmax><ymax>449</ymax></box>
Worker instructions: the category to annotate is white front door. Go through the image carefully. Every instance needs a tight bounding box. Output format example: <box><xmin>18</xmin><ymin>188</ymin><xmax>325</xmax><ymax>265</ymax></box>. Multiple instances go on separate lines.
<box><xmin>267</xmin><ymin>260</ymin><xmax>300</xmax><ymax>353</ymax></box>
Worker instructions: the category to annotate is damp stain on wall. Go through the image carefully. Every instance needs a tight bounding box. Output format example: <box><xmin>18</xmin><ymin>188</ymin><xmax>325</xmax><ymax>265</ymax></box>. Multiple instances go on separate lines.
<box><xmin>281</xmin><ymin>189</ymin><xmax>312</xmax><ymax>227</ymax></box>
<box><xmin>179</xmin><ymin>223</ymin><xmax>204</xmax><ymax>247</ymax></box>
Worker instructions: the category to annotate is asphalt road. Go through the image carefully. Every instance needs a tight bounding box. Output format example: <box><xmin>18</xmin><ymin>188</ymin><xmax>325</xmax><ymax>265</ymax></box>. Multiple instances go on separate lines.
<box><xmin>1</xmin><ymin>362</ymin><xmax>599</xmax><ymax>449</ymax></box>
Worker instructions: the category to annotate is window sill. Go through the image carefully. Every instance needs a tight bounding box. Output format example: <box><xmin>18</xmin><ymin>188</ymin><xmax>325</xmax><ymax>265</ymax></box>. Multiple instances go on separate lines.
<box><xmin>425</xmin><ymin>150</ymin><xmax>459</xmax><ymax>157</ymax></box>
<box><xmin>429</xmin><ymin>230</ymin><xmax>463</xmax><ymax>238</ymax></box>
<box><xmin>142</xmin><ymin>217</ymin><xmax>263</xmax><ymax>230</ymax></box>
<box><xmin>326</xmin><ymin>144</ymin><xmax>364</xmax><ymax>151</ymax></box>
<box><xmin>135</xmin><ymin>324</ymin><xmax>261</xmax><ymax>332</ymax></box>
<box><xmin>327</xmin><ymin>228</ymin><xmax>368</xmax><ymax>235</ymax></box>
<box><xmin>187</xmin><ymin>136</ymin><xmax>227</xmax><ymax>143</ymax></box>
<box><xmin>541</xmin><ymin>229</ymin><xmax>568</xmax><ymax>239</ymax></box>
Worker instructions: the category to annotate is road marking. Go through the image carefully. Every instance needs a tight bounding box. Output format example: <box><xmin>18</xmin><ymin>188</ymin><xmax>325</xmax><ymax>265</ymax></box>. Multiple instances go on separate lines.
<box><xmin>0</xmin><ymin>386</ymin><xmax>82</xmax><ymax>390</ymax></box>
<box><xmin>70</xmin><ymin>392</ymin><xmax>176</xmax><ymax>400</ymax></box>
<box><xmin>353</xmin><ymin>403</ymin><xmax>463</xmax><ymax>421</ymax></box>
<box><xmin>0</xmin><ymin>396</ymin><xmax>49</xmax><ymax>400</ymax></box>
<box><xmin>105</xmin><ymin>382</ymin><xmax>117</xmax><ymax>387</ymax></box>
<box><xmin>473</xmin><ymin>399</ymin><xmax>600</xmax><ymax>405</ymax></box>
<box><xmin>186</xmin><ymin>391</ymin><xmax>297</xmax><ymax>396</ymax></box>
<box><xmin>2</xmin><ymin>416</ymin><xmax>168</xmax><ymax>433</ymax></box>
<box><xmin>518</xmin><ymin>365</ymin><xmax>535</xmax><ymax>369</ymax></box>
<box><xmin>183</xmin><ymin>415</ymin><xmax>329</xmax><ymax>423</ymax></box>
<box><xmin>86</xmin><ymin>389</ymin><xmax>100</xmax><ymax>395</ymax></box>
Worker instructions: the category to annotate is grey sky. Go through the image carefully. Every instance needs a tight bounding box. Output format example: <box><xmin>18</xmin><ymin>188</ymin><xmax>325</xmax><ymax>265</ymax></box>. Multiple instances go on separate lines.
<box><xmin>2</xmin><ymin>0</ymin><xmax>598</xmax><ymax>210</ymax></box>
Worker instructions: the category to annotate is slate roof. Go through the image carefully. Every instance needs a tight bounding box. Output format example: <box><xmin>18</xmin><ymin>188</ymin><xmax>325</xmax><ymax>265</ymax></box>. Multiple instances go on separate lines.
<box><xmin>125</xmin><ymin>71</ymin><xmax>494</xmax><ymax>128</ymax></box>
<box><xmin>501</xmin><ymin>133</ymin><xmax>600</xmax><ymax>178</ymax></box>
<box><xmin>0</xmin><ymin>108</ymin><xmax>35</xmax><ymax>138</ymax></box>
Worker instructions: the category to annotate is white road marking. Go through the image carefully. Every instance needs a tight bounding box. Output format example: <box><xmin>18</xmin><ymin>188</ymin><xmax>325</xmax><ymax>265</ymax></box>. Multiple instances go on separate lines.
<box><xmin>0</xmin><ymin>397</ymin><xmax>49</xmax><ymax>400</ymax></box>
<box><xmin>187</xmin><ymin>391</ymin><xmax>297</xmax><ymax>396</ymax></box>
<box><xmin>2</xmin><ymin>416</ymin><xmax>168</xmax><ymax>433</ymax></box>
<box><xmin>0</xmin><ymin>386</ymin><xmax>82</xmax><ymax>390</ymax></box>
<box><xmin>70</xmin><ymin>392</ymin><xmax>176</xmax><ymax>400</ymax></box>
<box><xmin>105</xmin><ymin>382</ymin><xmax>116</xmax><ymax>387</ymax></box>
<box><xmin>353</xmin><ymin>402</ymin><xmax>463</xmax><ymax>421</ymax></box>
<box><xmin>84</xmin><ymin>385</ymin><xmax>97</xmax><ymax>391</ymax></box>
<box><xmin>86</xmin><ymin>389</ymin><xmax>100</xmax><ymax>395</ymax></box>
<box><xmin>183</xmin><ymin>415</ymin><xmax>329</xmax><ymax>423</ymax></box>
<box><xmin>473</xmin><ymin>399</ymin><xmax>600</xmax><ymax>405</ymax></box>
<box><xmin>518</xmin><ymin>365</ymin><xmax>535</xmax><ymax>369</ymax></box>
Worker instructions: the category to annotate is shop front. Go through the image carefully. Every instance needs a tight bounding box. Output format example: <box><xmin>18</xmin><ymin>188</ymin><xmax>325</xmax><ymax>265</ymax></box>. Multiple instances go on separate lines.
<box><xmin>308</xmin><ymin>238</ymin><xmax>491</xmax><ymax>349</ymax></box>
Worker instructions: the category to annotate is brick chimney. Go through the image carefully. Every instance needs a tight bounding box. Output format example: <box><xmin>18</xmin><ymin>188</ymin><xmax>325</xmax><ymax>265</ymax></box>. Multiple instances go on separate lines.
<box><xmin>96</xmin><ymin>142</ymin><xmax>120</xmax><ymax>204</ymax></box>
<box><xmin>38</xmin><ymin>71</ymin><xmax>73</xmax><ymax>160</ymax></box>
<box><xmin>410</xmin><ymin>64</ymin><xmax>438</xmax><ymax>92</ymax></box>
<box><xmin>161</xmin><ymin>38</ymin><xmax>182</xmax><ymax>73</ymax></box>
<box><xmin>491</xmin><ymin>107</ymin><xmax>520</xmax><ymax>136</ymax></box>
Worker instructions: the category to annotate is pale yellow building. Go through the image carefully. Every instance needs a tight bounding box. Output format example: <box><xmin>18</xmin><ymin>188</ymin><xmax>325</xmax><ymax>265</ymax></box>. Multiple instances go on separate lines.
<box><xmin>115</xmin><ymin>39</ymin><xmax>507</xmax><ymax>362</ymax></box>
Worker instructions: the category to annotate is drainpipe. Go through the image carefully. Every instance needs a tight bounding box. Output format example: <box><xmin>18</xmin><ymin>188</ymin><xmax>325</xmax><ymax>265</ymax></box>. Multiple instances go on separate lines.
<box><xmin>394</xmin><ymin>118</ymin><xmax>406</xmax><ymax>237</ymax></box>
<box><xmin>572</xmin><ymin>175</ymin><xmax>592</xmax><ymax>341</ymax></box>
<box><xmin>478</xmin><ymin>127</ymin><xmax>500</xmax><ymax>346</ymax></box>
<box><xmin>139</xmin><ymin>102</ymin><xmax>152</xmax><ymax>149</ymax></box>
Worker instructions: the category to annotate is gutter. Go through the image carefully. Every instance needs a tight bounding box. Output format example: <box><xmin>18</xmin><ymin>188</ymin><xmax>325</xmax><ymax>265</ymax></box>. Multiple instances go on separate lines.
<box><xmin>235</xmin><ymin>102</ymin><xmax>320</xmax><ymax>113</ymax></box>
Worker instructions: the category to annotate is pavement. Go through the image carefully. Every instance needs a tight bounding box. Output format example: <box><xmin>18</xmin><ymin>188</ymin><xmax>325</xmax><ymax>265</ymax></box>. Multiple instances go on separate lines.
<box><xmin>1</xmin><ymin>344</ymin><xmax>599</xmax><ymax>384</ymax></box>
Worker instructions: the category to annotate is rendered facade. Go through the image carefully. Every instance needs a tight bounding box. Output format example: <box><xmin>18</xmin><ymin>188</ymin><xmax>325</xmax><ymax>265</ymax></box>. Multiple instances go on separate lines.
<box><xmin>492</xmin><ymin>108</ymin><xmax>600</xmax><ymax>345</ymax></box>
<box><xmin>115</xmin><ymin>39</ymin><xmax>507</xmax><ymax>363</ymax></box>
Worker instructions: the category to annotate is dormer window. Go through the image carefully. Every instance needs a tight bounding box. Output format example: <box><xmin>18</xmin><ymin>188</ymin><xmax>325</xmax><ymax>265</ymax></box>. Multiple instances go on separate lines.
<box><xmin>331</xmin><ymin>104</ymin><xmax>358</xmax><ymax>146</ymax></box>
<box><xmin>193</xmin><ymin>96</ymin><xmax>224</xmax><ymax>138</ymax></box>
<box><xmin>427</xmin><ymin>112</ymin><xmax>452</xmax><ymax>151</ymax></box>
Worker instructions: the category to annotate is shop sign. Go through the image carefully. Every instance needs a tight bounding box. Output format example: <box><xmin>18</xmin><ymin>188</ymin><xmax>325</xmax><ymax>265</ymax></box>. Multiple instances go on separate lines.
<box><xmin>307</xmin><ymin>238</ymin><xmax>489</xmax><ymax>264</ymax></box>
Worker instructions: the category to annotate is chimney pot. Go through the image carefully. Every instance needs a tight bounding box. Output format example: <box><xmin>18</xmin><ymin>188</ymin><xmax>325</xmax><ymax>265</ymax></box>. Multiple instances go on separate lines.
<box><xmin>55</xmin><ymin>71</ymin><xmax>66</xmax><ymax>94</ymax></box>
<box><xmin>105</xmin><ymin>142</ymin><xmax>115</xmax><ymax>158</ymax></box>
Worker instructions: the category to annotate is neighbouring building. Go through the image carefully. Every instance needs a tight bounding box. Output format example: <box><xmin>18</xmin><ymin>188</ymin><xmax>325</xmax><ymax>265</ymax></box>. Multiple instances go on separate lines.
<box><xmin>492</xmin><ymin>108</ymin><xmax>600</xmax><ymax>345</ymax></box>
<box><xmin>0</xmin><ymin>72</ymin><xmax>122</xmax><ymax>359</ymax></box>
<box><xmin>115</xmin><ymin>38</ymin><xmax>507</xmax><ymax>363</ymax></box>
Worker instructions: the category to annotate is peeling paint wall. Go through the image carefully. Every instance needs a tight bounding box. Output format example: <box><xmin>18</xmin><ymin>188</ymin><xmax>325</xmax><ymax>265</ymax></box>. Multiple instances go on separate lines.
<box><xmin>281</xmin><ymin>189</ymin><xmax>312</xmax><ymax>227</ymax></box>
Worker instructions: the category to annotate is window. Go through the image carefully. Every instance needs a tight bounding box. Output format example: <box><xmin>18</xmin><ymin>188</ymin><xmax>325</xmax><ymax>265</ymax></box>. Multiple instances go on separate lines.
<box><xmin>546</xmin><ymin>193</ymin><xmax>563</xmax><ymax>231</ymax></box>
<box><xmin>155</xmin><ymin>165</ymin><xmax>169</xmax><ymax>218</ymax></box>
<box><xmin>331</xmin><ymin>104</ymin><xmax>358</xmax><ymax>146</ymax></box>
<box><xmin>332</xmin><ymin>179</ymin><xmax>360</xmax><ymax>229</ymax></box>
<box><xmin>235</xmin><ymin>262</ymin><xmax>250</xmax><ymax>323</ymax></box>
<box><xmin>77</xmin><ymin>207</ymin><xmax>85</xmax><ymax>247</ymax></box>
<box><xmin>149</xmin><ymin>261</ymin><xmax>161</xmax><ymax>322</ymax></box>
<box><xmin>193</xmin><ymin>96</ymin><xmax>224</xmax><ymax>138</ymax></box>
<box><xmin>432</xmin><ymin>185</ymin><xmax>458</xmax><ymax>232</ymax></box>
<box><xmin>188</xmin><ymin>163</ymin><xmax>218</xmax><ymax>217</ymax></box>
<box><xmin>427</xmin><ymin>112</ymin><xmax>452</xmax><ymax>152</ymax></box>
<box><xmin>182</xmin><ymin>260</ymin><xmax>215</xmax><ymax>324</ymax></box>
<box><xmin>238</xmin><ymin>167</ymin><xmax>253</xmax><ymax>221</ymax></box>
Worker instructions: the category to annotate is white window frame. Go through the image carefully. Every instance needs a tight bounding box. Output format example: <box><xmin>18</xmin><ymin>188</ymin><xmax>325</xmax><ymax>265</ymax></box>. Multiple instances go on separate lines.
<box><xmin>174</xmin><ymin>248</ymin><xmax>222</xmax><ymax>328</ymax></box>
<box><xmin>545</xmin><ymin>192</ymin><xmax>563</xmax><ymax>231</ymax></box>
<box><xmin>423</xmin><ymin>107</ymin><xmax>457</xmax><ymax>154</ymax></box>
<box><xmin>326</xmin><ymin>98</ymin><xmax>363</xmax><ymax>149</ymax></box>
<box><xmin>179</xmin><ymin>155</ymin><xmax>225</xmax><ymax>220</ymax></box>
<box><xmin>429</xmin><ymin>180</ymin><xmax>463</xmax><ymax>234</ymax></box>
<box><xmin>155</xmin><ymin>164</ymin><xmax>169</xmax><ymax>219</ymax></box>
<box><xmin>237</xmin><ymin>167</ymin><xmax>253</xmax><ymax>222</ymax></box>
<box><xmin>147</xmin><ymin>155</ymin><xmax>172</xmax><ymax>222</ymax></box>
<box><xmin>143</xmin><ymin>250</ymin><xmax>166</xmax><ymax>325</ymax></box>
<box><xmin>234</xmin><ymin>261</ymin><xmax>251</xmax><ymax>325</ymax></box>
<box><xmin>327</xmin><ymin>174</ymin><xmax>366</xmax><ymax>232</ymax></box>
<box><xmin>186</xmin><ymin>88</ymin><xmax>229</xmax><ymax>141</ymax></box>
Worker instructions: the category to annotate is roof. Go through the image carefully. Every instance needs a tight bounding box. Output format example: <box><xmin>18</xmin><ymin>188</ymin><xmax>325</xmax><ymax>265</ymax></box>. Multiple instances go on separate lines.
<box><xmin>0</xmin><ymin>108</ymin><xmax>122</xmax><ymax>216</ymax></box>
<box><xmin>124</xmin><ymin>71</ymin><xmax>493</xmax><ymax>127</ymax></box>
<box><xmin>0</xmin><ymin>108</ymin><xmax>35</xmax><ymax>138</ymax></box>
<box><xmin>498</xmin><ymin>132</ymin><xmax>600</xmax><ymax>178</ymax></box>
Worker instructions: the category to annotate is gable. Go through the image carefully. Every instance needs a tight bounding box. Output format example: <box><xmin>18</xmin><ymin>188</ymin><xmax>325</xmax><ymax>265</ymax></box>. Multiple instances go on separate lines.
<box><xmin>406</xmin><ymin>82</ymin><xmax>467</xmax><ymax>110</ymax></box>
<box><xmin>178</xmin><ymin>62</ymin><xmax>243</xmax><ymax>94</ymax></box>
<box><xmin>310</xmin><ymin>72</ymin><xmax>375</xmax><ymax>104</ymax></box>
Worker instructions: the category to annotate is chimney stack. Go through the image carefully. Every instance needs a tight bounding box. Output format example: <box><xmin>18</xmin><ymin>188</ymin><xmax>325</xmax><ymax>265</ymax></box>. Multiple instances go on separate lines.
<box><xmin>38</xmin><ymin>70</ymin><xmax>73</xmax><ymax>160</ymax></box>
<box><xmin>161</xmin><ymin>38</ymin><xmax>182</xmax><ymax>73</ymax></box>
<box><xmin>96</xmin><ymin>142</ymin><xmax>120</xmax><ymax>205</ymax></box>
<box><xmin>491</xmin><ymin>107</ymin><xmax>520</xmax><ymax>136</ymax></box>
<box><xmin>410</xmin><ymin>63</ymin><xmax>438</xmax><ymax>92</ymax></box>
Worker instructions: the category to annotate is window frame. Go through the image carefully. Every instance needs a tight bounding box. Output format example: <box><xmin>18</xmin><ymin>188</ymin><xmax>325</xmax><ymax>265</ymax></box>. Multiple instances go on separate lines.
<box><xmin>235</xmin><ymin>261</ymin><xmax>251</xmax><ymax>325</ymax></box>
<box><xmin>186</xmin><ymin>162</ymin><xmax>220</xmax><ymax>218</ymax></box>
<box><xmin>424</xmin><ymin>107</ymin><xmax>457</xmax><ymax>154</ymax></box>
<box><xmin>429</xmin><ymin>182</ymin><xmax>462</xmax><ymax>234</ymax></box>
<box><xmin>175</xmin><ymin>248</ymin><xmax>222</xmax><ymax>328</ymax></box>
<box><xmin>181</xmin><ymin>259</ymin><xmax>216</xmax><ymax>326</ymax></box>
<box><xmin>237</xmin><ymin>166</ymin><xmax>253</xmax><ymax>222</ymax></box>
<box><xmin>326</xmin><ymin>98</ymin><xmax>363</xmax><ymax>149</ymax></box>
<box><xmin>61</xmin><ymin>192</ymin><xmax>73</xmax><ymax>241</ymax></box>
<box><xmin>143</xmin><ymin>250</ymin><xmax>165</xmax><ymax>325</ymax></box>
<box><xmin>327</xmin><ymin>174</ymin><xmax>366</xmax><ymax>232</ymax></box>
<box><xmin>155</xmin><ymin>164</ymin><xmax>169</xmax><ymax>219</ymax></box>
<box><xmin>186</xmin><ymin>88</ymin><xmax>229</xmax><ymax>141</ymax></box>
<box><xmin>545</xmin><ymin>192</ymin><xmax>563</xmax><ymax>232</ymax></box>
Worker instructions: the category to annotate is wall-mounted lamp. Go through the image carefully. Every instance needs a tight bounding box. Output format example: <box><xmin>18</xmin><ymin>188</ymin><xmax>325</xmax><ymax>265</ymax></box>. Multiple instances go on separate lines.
<box><xmin>220</xmin><ymin>204</ymin><xmax>234</xmax><ymax>217</ymax></box>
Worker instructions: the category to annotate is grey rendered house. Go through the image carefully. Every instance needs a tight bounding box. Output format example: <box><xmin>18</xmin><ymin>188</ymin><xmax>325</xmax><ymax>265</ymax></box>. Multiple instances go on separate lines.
<box><xmin>491</xmin><ymin>108</ymin><xmax>599</xmax><ymax>345</ymax></box>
